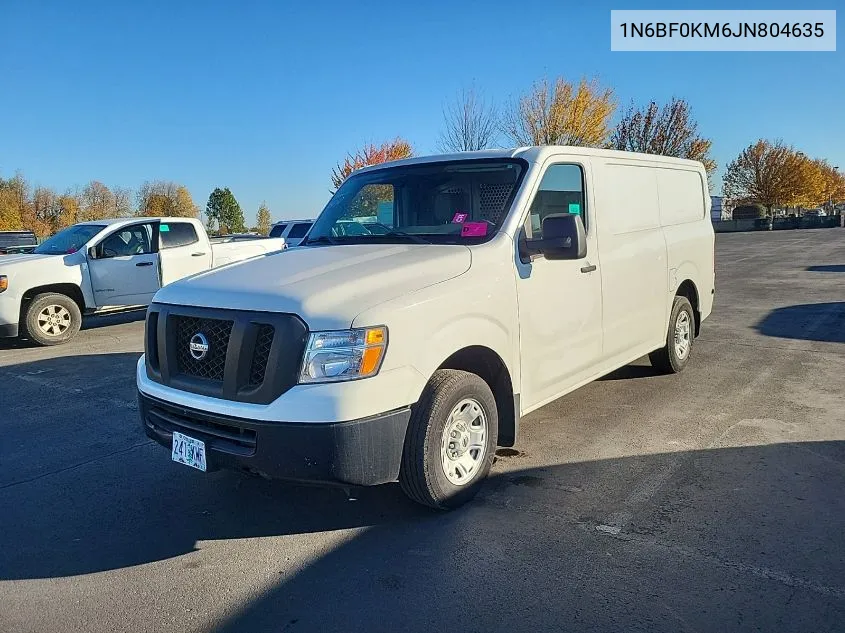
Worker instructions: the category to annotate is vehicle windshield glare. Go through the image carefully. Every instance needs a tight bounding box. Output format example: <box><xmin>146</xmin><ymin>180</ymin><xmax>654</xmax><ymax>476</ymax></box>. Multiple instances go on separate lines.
<box><xmin>33</xmin><ymin>224</ymin><xmax>106</xmax><ymax>255</ymax></box>
<box><xmin>306</xmin><ymin>159</ymin><xmax>527</xmax><ymax>245</ymax></box>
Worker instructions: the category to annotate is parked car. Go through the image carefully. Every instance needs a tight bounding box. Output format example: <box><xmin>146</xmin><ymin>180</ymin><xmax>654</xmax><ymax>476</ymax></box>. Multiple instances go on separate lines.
<box><xmin>0</xmin><ymin>217</ymin><xmax>285</xmax><ymax>345</ymax></box>
<box><xmin>138</xmin><ymin>147</ymin><xmax>715</xmax><ymax>509</ymax></box>
<box><xmin>269</xmin><ymin>219</ymin><xmax>314</xmax><ymax>246</ymax></box>
<box><xmin>0</xmin><ymin>230</ymin><xmax>38</xmax><ymax>255</ymax></box>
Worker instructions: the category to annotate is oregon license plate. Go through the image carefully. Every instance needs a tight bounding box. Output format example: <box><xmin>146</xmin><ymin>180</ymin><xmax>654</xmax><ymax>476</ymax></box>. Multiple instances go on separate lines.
<box><xmin>171</xmin><ymin>432</ymin><xmax>207</xmax><ymax>472</ymax></box>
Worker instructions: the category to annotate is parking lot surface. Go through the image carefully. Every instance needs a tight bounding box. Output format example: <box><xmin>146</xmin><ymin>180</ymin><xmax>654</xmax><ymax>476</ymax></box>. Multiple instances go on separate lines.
<box><xmin>2</xmin><ymin>230</ymin><xmax>844</xmax><ymax>633</ymax></box>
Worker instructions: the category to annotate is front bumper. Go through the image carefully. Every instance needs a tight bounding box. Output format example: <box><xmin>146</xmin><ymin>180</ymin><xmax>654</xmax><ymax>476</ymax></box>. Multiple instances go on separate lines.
<box><xmin>139</xmin><ymin>391</ymin><xmax>412</xmax><ymax>486</ymax></box>
<box><xmin>0</xmin><ymin>293</ymin><xmax>21</xmax><ymax>338</ymax></box>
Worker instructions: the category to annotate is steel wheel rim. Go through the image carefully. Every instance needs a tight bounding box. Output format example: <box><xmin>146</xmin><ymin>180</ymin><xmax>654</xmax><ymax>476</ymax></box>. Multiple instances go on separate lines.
<box><xmin>37</xmin><ymin>305</ymin><xmax>72</xmax><ymax>336</ymax></box>
<box><xmin>440</xmin><ymin>398</ymin><xmax>487</xmax><ymax>486</ymax></box>
<box><xmin>674</xmin><ymin>310</ymin><xmax>692</xmax><ymax>360</ymax></box>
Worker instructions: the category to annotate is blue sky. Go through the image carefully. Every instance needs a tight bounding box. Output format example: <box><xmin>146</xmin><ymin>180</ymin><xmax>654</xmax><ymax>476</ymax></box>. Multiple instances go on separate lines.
<box><xmin>2</xmin><ymin>0</ymin><xmax>842</xmax><ymax>223</ymax></box>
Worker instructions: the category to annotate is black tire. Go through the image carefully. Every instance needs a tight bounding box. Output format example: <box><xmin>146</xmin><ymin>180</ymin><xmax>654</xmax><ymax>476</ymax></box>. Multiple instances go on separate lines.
<box><xmin>399</xmin><ymin>369</ymin><xmax>498</xmax><ymax>510</ymax></box>
<box><xmin>649</xmin><ymin>295</ymin><xmax>695</xmax><ymax>374</ymax></box>
<box><xmin>21</xmin><ymin>292</ymin><xmax>82</xmax><ymax>346</ymax></box>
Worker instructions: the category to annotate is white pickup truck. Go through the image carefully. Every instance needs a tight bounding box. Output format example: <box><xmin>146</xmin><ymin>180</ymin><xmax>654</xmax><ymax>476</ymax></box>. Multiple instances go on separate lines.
<box><xmin>0</xmin><ymin>217</ymin><xmax>285</xmax><ymax>345</ymax></box>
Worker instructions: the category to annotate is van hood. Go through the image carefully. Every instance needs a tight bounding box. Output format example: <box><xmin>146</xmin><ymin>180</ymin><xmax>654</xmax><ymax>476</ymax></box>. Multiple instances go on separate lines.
<box><xmin>153</xmin><ymin>243</ymin><xmax>472</xmax><ymax>330</ymax></box>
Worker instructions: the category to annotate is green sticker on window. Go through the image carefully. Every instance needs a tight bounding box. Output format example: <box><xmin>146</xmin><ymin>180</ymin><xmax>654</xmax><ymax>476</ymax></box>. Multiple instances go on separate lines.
<box><xmin>160</xmin><ymin>224</ymin><xmax>170</xmax><ymax>232</ymax></box>
<box><xmin>569</xmin><ymin>203</ymin><xmax>581</xmax><ymax>215</ymax></box>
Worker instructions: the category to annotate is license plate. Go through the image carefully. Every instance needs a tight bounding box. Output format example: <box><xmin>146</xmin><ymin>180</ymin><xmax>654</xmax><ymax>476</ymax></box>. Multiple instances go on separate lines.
<box><xmin>171</xmin><ymin>432</ymin><xmax>207</xmax><ymax>472</ymax></box>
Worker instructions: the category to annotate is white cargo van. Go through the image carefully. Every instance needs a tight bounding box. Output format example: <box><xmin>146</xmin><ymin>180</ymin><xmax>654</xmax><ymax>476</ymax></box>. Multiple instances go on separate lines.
<box><xmin>137</xmin><ymin>147</ymin><xmax>715</xmax><ymax>509</ymax></box>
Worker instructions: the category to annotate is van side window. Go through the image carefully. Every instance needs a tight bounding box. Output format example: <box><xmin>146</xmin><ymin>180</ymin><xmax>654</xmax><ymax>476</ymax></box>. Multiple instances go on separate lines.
<box><xmin>525</xmin><ymin>164</ymin><xmax>585</xmax><ymax>238</ymax></box>
<box><xmin>269</xmin><ymin>224</ymin><xmax>287</xmax><ymax>238</ymax></box>
<box><xmin>159</xmin><ymin>222</ymin><xmax>199</xmax><ymax>249</ymax></box>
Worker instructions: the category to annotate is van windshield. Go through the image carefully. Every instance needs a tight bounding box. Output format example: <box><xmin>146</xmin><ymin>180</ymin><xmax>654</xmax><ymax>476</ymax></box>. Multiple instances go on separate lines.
<box><xmin>34</xmin><ymin>224</ymin><xmax>105</xmax><ymax>255</ymax></box>
<box><xmin>305</xmin><ymin>159</ymin><xmax>526</xmax><ymax>245</ymax></box>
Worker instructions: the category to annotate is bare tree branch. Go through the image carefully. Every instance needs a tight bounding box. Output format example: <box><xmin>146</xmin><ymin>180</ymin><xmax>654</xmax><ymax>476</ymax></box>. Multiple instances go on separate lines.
<box><xmin>438</xmin><ymin>86</ymin><xmax>499</xmax><ymax>152</ymax></box>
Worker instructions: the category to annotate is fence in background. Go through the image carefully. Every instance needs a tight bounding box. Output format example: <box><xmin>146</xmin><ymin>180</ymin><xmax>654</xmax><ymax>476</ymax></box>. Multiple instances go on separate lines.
<box><xmin>713</xmin><ymin>216</ymin><xmax>841</xmax><ymax>233</ymax></box>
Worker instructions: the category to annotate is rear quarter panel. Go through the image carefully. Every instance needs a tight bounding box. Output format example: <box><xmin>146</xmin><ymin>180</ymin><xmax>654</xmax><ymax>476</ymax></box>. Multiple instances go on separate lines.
<box><xmin>210</xmin><ymin>238</ymin><xmax>285</xmax><ymax>268</ymax></box>
<box><xmin>657</xmin><ymin>166</ymin><xmax>715</xmax><ymax>324</ymax></box>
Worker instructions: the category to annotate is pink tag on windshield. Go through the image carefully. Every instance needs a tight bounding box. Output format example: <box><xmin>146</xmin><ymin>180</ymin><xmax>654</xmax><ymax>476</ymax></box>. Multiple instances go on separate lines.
<box><xmin>452</xmin><ymin>212</ymin><xmax>468</xmax><ymax>223</ymax></box>
<box><xmin>461</xmin><ymin>222</ymin><xmax>488</xmax><ymax>237</ymax></box>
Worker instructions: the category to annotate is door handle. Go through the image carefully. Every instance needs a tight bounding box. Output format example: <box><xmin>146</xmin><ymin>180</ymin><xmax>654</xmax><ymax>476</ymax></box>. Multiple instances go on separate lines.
<box><xmin>136</xmin><ymin>262</ymin><xmax>154</xmax><ymax>267</ymax></box>
<box><xmin>191</xmin><ymin>252</ymin><xmax>206</xmax><ymax>257</ymax></box>
<box><xmin>580</xmin><ymin>264</ymin><xmax>597</xmax><ymax>273</ymax></box>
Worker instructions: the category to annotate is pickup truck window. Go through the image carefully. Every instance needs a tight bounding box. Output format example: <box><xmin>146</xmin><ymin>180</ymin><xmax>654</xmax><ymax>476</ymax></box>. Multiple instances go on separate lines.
<box><xmin>99</xmin><ymin>223</ymin><xmax>156</xmax><ymax>258</ymax></box>
<box><xmin>307</xmin><ymin>158</ymin><xmax>527</xmax><ymax>245</ymax></box>
<box><xmin>269</xmin><ymin>224</ymin><xmax>287</xmax><ymax>238</ymax></box>
<box><xmin>525</xmin><ymin>164</ymin><xmax>586</xmax><ymax>239</ymax></box>
<box><xmin>288</xmin><ymin>223</ymin><xmax>312</xmax><ymax>239</ymax></box>
<box><xmin>160</xmin><ymin>222</ymin><xmax>199</xmax><ymax>249</ymax></box>
<box><xmin>33</xmin><ymin>224</ymin><xmax>106</xmax><ymax>255</ymax></box>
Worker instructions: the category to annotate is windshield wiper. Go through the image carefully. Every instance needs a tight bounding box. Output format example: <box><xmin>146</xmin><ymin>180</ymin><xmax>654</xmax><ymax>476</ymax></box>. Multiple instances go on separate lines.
<box><xmin>381</xmin><ymin>231</ymin><xmax>432</xmax><ymax>245</ymax></box>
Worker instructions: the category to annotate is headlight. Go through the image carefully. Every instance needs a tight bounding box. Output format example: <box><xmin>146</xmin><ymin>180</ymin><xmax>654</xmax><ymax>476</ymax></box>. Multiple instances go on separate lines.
<box><xmin>299</xmin><ymin>326</ymin><xmax>388</xmax><ymax>383</ymax></box>
<box><xmin>0</xmin><ymin>276</ymin><xmax>7</xmax><ymax>293</ymax></box>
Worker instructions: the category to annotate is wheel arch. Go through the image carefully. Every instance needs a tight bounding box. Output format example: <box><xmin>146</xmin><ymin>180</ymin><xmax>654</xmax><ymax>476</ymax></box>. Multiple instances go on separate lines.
<box><xmin>675</xmin><ymin>279</ymin><xmax>701</xmax><ymax>336</ymax></box>
<box><xmin>436</xmin><ymin>345</ymin><xmax>518</xmax><ymax>447</ymax></box>
<box><xmin>20</xmin><ymin>283</ymin><xmax>86</xmax><ymax>320</ymax></box>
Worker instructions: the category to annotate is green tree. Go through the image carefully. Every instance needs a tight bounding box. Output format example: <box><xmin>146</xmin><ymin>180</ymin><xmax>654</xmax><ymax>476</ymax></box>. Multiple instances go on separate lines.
<box><xmin>206</xmin><ymin>187</ymin><xmax>245</xmax><ymax>233</ymax></box>
<box><xmin>256</xmin><ymin>201</ymin><xmax>272</xmax><ymax>235</ymax></box>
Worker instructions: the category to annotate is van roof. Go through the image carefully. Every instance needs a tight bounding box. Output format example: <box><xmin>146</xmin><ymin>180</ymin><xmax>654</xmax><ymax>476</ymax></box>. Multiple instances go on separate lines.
<box><xmin>272</xmin><ymin>219</ymin><xmax>314</xmax><ymax>225</ymax></box>
<box><xmin>354</xmin><ymin>146</ymin><xmax>705</xmax><ymax>174</ymax></box>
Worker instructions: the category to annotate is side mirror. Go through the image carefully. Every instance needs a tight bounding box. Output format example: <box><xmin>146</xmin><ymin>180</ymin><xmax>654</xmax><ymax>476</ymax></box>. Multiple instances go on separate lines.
<box><xmin>87</xmin><ymin>246</ymin><xmax>98</xmax><ymax>259</ymax></box>
<box><xmin>520</xmin><ymin>214</ymin><xmax>587</xmax><ymax>261</ymax></box>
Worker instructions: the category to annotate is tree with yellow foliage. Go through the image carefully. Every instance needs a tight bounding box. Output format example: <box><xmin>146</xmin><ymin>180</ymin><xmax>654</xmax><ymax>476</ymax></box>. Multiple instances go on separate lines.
<box><xmin>724</xmin><ymin>140</ymin><xmax>806</xmax><ymax>216</ymax></box>
<box><xmin>137</xmin><ymin>181</ymin><xmax>199</xmax><ymax>218</ymax></box>
<box><xmin>814</xmin><ymin>160</ymin><xmax>845</xmax><ymax>210</ymax></box>
<box><xmin>256</xmin><ymin>202</ymin><xmax>272</xmax><ymax>235</ymax></box>
<box><xmin>502</xmin><ymin>77</ymin><xmax>615</xmax><ymax>147</ymax></box>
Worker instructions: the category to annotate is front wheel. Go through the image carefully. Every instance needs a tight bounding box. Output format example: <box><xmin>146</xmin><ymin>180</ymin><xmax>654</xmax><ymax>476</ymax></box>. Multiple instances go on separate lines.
<box><xmin>649</xmin><ymin>295</ymin><xmax>694</xmax><ymax>374</ymax></box>
<box><xmin>399</xmin><ymin>369</ymin><xmax>498</xmax><ymax>509</ymax></box>
<box><xmin>22</xmin><ymin>293</ymin><xmax>82</xmax><ymax>346</ymax></box>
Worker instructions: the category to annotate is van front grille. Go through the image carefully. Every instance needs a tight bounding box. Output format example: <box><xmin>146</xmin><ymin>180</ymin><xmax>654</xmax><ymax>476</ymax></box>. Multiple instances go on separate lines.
<box><xmin>144</xmin><ymin>305</ymin><xmax>308</xmax><ymax>405</ymax></box>
<box><xmin>174</xmin><ymin>316</ymin><xmax>233</xmax><ymax>381</ymax></box>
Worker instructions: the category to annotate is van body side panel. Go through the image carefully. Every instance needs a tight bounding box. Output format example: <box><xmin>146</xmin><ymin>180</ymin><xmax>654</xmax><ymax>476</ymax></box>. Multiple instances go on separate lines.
<box><xmin>594</xmin><ymin>160</ymin><xmax>668</xmax><ymax>359</ymax></box>
<box><xmin>657</xmin><ymin>167</ymin><xmax>715</xmax><ymax>326</ymax></box>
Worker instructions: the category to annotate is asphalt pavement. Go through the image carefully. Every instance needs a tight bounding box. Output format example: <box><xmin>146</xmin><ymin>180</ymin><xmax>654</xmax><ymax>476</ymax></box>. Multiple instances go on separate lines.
<box><xmin>1</xmin><ymin>229</ymin><xmax>844</xmax><ymax>632</ymax></box>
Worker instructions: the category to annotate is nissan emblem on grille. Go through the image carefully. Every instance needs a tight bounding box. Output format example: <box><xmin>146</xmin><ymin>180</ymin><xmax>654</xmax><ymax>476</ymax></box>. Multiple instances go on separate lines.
<box><xmin>189</xmin><ymin>332</ymin><xmax>210</xmax><ymax>360</ymax></box>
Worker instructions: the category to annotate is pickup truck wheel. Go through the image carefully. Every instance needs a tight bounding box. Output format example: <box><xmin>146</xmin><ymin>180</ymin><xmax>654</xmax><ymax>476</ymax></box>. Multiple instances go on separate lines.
<box><xmin>649</xmin><ymin>295</ymin><xmax>694</xmax><ymax>374</ymax></box>
<box><xmin>22</xmin><ymin>293</ymin><xmax>82</xmax><ymax>346</ymax></box>
<box><xmin>399</xmin><ymin>369</ymin><xmax>498</xmax><ymax>510</ymax></box>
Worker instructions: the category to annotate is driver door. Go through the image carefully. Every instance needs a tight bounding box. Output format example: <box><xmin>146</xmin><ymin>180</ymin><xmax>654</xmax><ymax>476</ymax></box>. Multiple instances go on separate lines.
<box><xmin>516</xmin><ymin>161</ymin><xmax>604</xmax><ymax>411</ymax></box>
<box><xmin>88</xmin><ymin>222</ymin><xmax>161</xmax><ymax>307</ymax></box>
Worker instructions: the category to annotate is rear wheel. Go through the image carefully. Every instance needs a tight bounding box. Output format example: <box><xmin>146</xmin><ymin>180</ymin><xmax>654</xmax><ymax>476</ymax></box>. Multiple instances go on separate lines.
<box><xmin>22</xmin><ymin>293</ymin><xmax>82</xmax><ymax>346</ymax></box>
<box><xmin>649</xmin><ymin>295</ymin><xmax>694</xmax><ymax>374</ymax></box>
<box><xmin>399</xmin><ymin>369</ymin><xmax>498</xmax><ymax>509</ymax></box>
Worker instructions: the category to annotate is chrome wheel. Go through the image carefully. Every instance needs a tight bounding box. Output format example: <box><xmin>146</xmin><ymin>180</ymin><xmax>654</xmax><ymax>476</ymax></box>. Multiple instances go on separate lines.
<box><xmin>37</xmin><ymin>305</ymin><xmax>72</xmax><ymax>336</ymax></box>
<box><xmin>674</xmin><ymin>310</ymin><xmax>692</xmax><ymax>360</ymax></box>
<box><xmin>440</xmin><ymin>398</ymin><xmax>487</xmax><ymax>486</ymax></box>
